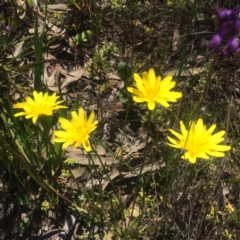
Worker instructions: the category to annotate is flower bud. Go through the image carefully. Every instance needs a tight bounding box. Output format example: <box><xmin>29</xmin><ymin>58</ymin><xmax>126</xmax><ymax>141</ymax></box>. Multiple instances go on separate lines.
<box><xmin>224</xmin><ymin>37</ymin><xmax>240</xmax><ymax>54</ymax></box>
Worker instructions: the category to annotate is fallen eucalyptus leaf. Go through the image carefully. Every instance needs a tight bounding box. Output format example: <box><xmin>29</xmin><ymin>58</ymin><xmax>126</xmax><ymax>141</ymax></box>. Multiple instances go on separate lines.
<box><xmin>61</xmin><ymin>68</ymin><xmax>86</xmax><ymax>89</ymax></box>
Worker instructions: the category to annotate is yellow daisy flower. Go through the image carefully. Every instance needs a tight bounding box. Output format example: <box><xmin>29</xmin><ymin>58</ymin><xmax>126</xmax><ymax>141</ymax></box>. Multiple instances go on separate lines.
<box><xmin>167</xmin><ymin>118</ymin><xmax>231</xmax><ymax>163</ymax></box>
<box><xmin>127</xmin><ymin>68</ymin><xmax>182</xmax><ymax>110</ymax></box>
<box><xmin>54</xmin><ymin>107</ymin><xmax>98</xmax><ymax>152</ymax></box>
<box><xmin>13</xmin><ymin>91</ymin><xmax>67</xmax><ymax>124</ymax></box>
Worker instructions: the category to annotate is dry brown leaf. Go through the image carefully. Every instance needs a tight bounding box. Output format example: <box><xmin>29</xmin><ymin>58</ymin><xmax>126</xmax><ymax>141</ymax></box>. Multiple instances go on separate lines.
<box><xmin>65</xmin><ymin>167</ymin><xmax>87</xmax><ymax>190</ymax></box>
<box><xmin>44</xmin><ymin>64</ymin><xmax>58</xmax><ymax>87</ymax></box>
<box><xmin>102</xmin><ymin>231</ymin><xmax>113</xmax><ymax>240</ymax></box>
<box><xmin>37</xmin><ymin>15</ymin><xmax>65</xmax><ymax>36</ymax></box>
<box><xmin>164</xmin><ymin>67</ymin><xmax>203</xmax><ymax>76</ymax></box>
<box><xmin>66</xmin><ymin>148</ymin><xmax>119</xmax><ymax>165</ymax></box>
<box><xmin>11</xmin><ymin>91</ymin><xmax>20</xmax><ymax>101</ymax></box>
<box><xmin>12</xmin><ymin>41</ymin><xmax>24</xmax><ymax>58</ymax></box>
<box><xmin>68</xmin><ymin>36</ymin><xmax>77</xmax><ymax>50</ymax></box>
<box><xmin>47</xmin><ymin>86</ymin><xmax>68</xmax><ymax>93</ymax></box>
<box><xmin>222</xmin><ymin>182</ymin><xmax>230</xmax><ymax>196</ymax></box>
<box><xmin>44</xmin><ymin>52</ymin><xmax>55</xmax><ymax>61</ymax></box>
<box><xmin>16</xmin><ymin>0</ymin><xmax>26</xmax><ymax>19</ymax></box>
<box><xmin>42</xmin><ymin>64</ymin><xmax>67</xmax><ymax>93</ymax></box>
<box><xmin>122</xmin><ymin>162</ymin><xmax>165</xmax><ymax>179</ymax></box>
<box><xmin>85</xmin><ymin>161</ymin><xmax>165</xmax><ymax>190</ymax></box>
<box><xmin>37</xmin><ymin>9</ymin><xmax>77</xmax><ymax>52</ymax></box>
<box><xmin>71</xmin><ymin>168</ymin><xmax>87</xmax><ymax>179</ymax></box>
<box><xmin>95</xmin><ymin>144</ymin><xmax>107</xmax><ymax>155</ymax></box>
<box><xmin>47</xmin><ymin>4</ymin><xmax>68</xmax><ymax>11</ymax></box>
<box><xmin>172</xmin><ymin>26</ymin><xmax>179</xmax><ymax>52</ymax></box>
<box><xmin>28</xmin><ymin>27</ymin><xmax>43</xmax><ymax>34</ymax></box>
<box><xmin>123</xmin><ymin>139</ymin><xmax>151</xmax><ymax>160</ymax></box>
<box><xmin>48</xmin><ymin>44</ymin><xmax>61</xmax><ymax>49</ymax></box>
<box><xmin>107</xmin><ymin>73</ymin><xmax>124</xmax><ymax>89</ymax></box>
<box><xmin>60</xmin><ymin>68</ymin><xmax>86</xmax><ymax>89</ymax></box>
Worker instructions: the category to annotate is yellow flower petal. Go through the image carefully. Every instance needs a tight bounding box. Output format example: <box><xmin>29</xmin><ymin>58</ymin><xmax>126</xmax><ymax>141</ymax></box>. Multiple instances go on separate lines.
<box><xmin>161</xmin><ymin>75</ymin><xmax>173</xmax><ymax>85</ymax></box>
<box><xmin>133</xmin><ymin>96</ymin><xmax>145</xmax><ymax>103</ymax></box>
<box><xmin>133</xmin><ymin>73</ymin><xmax>143</xmax><ymax>84</ymax></box>
<box><xmin>83</xmin><ymin>139</ymin><xmax>91</xmax><ymax>151</ymax></box>
<box><xmin>214</xmin><ymin>145</ymin><xmax>231</xmax><ymax>151</ymax></box>
<box><xmin>157</xmin><ymin>99</ymin><xmax>170</xmax><ymax>108</ymax></box>
<box><xmin>166</xmin><ymin>92</ymin><xmax>182</xmax><ymax>99</ymax></box>
<box><xmin>148</xmin><ymin>68</ymin><xmax>156</xmax><ymax>87</ymax></box>
<box><xmin>207</xmin><ymin>151</ymin><xmax>225</xmax><ymax>157</ymax></box>
<box><xmin>59</xmin><ymin>118</ymin><xmax>72</xmax><ymax>129</ymax></box>
<box><xmin>182</xmin><ymin>152</ymin><xmax>197</xmax><ymax>163</ymax></box>
<box><xmin>168</xmin><ymin>129</ymin><xmax>183</xmax><ymax>141</ymax></box>
<box><xmin>62</xmin><ymin>141</ymin><xmax>72</xmax><ymax>149</ymax></box>
<box><xmin>148</xmin><ymin>101</ymin><xmax>155</xmax><ymax>110</ymax></box>
<box><xmin>167</xmin><ymin>137</ymin><xmax>182</xmax><ymax>148</ymax></box>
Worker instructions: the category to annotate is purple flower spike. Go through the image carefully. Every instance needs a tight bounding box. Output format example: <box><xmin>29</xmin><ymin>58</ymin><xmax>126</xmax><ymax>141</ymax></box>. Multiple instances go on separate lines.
<box><xmin>209</xmin><ymin>6</ymin><xmax>240</xmax><ymax>55</ymax></box>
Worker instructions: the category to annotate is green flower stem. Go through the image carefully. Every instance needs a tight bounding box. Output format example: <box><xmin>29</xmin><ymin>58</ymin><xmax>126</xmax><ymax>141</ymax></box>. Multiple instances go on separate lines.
<box><xmin>130</xmin><ymin>110</ymin><xmax>152</xmax><ymax>229</ymax></box>
<box><xmin>165</xmin><ymin>164</ymin><xmax>198</xmax><ymax>218</ymax></box>
<box><xmin>37</xmin><ymin>117</ymin><xmax>62</xmax><ymax>169</ymax></box>
<box><xmin>38</xmin><ymin>116</ymin><xmax>52</xmax><ymax>152</ymax></box>
<box><xmin>94</xmin><ymin>137</ymin><xmax>123</xmax><ymax>162</ymax></box>
<box><xmin>190</xmin><ymin>54</ymin><xmax>218</xmax><ymax>121</ymax></box>
<box><xmin>90</xmin><ymin>148</ymin><xmax>122</xmax><ymax>204</ymax></box>
<box><xmin>177</xmin><ymin>164</ymin><xmax>197</xmax><ymax>204</ymax></box>
<box><xmin>87</xmin><ymin>148</ymin><xmax>127</xmax><ymax>232</ymax></box>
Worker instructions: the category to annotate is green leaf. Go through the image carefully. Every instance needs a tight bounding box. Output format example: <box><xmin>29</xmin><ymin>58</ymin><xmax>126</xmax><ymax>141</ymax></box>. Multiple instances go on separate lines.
<box><xmin>26</xmin><ymin>0</ymin><xmax>33</xmax><ymax>8</ymax></box>
<box><xmin>18</xmin><ymin>194</ymin><xmax>30</xmax><ymax>206</ymax></box>
<box><xmin>117</xmin><ymin>62</ymin><xmax>131</xmax><ymax>83</ymax></box>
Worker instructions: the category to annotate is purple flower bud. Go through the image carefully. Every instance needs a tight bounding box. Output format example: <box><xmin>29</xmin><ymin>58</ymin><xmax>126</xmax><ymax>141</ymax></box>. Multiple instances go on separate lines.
<box><xmin>218</xmin><ymin>22</ymin><xmax>228</xmax><ymax>35</ymax></box>
<box><xmin>232</xmin><ymin>6</ymin><xmax>240</xmax><ymax>15</ymax></box>
<box><xmin>223</xmin><ymin>37</ymin><xmax>240</xmax><ymax>54</ymax></box>
<box><xmin>235</xmin><ymin>20</ymin><xmax>240</xmax><ymax>31</ymax></box>
<box><xmin>218</xmin><ymin>9</ymin><xmax>234</xmax><ymax>20</ymax></box>
<box><xmin>218</xmin><ymin>7</ymin><xmax>240</xmax><ymax>22</ymax></box>
<box><xmin>3</xmin><ymin>24</ymin><xmax>10</xmax><ymax>32</ymax></box>
<box><xmin>208</xmin><ymin>23</ymin><xmax>227</xmax><ymax>50</ymax></box>
<box><xmin>208</xmin><ymin>34</ymin><xmax>223</xmax><ymax>50</ymax></box>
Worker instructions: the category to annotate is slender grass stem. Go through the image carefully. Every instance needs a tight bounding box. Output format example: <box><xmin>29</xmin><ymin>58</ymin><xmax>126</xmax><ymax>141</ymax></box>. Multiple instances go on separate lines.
<box><xmin>129</xmin><ymin>109</ymin><xmax>152</xmax><ymax>232</ymax></box>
